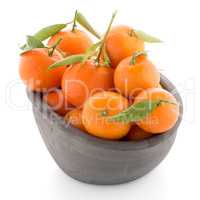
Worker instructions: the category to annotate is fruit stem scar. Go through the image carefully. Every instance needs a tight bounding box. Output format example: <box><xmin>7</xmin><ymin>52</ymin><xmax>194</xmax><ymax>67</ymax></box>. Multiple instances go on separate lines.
<box><xmin>100</xmin><ymin>110</ymin><xmax>108</xmax><ymax>117</ymax></box>
<box><xmin>128</xmin><ymin>29</ymin><xmax>137</xmax><ymax>37</ymax></box>
<box><xmin>72</xmin><ymin>10</ymin><xmax>78</xmax><ymax>32</ymax></box>
<box><xmin>130</xmin><ymin>50</ymin><xmax>147</xmax><ymax>65</ymax></box>
<box><xmin>96</xmin><ymin>11</ymin><xmax>117</xmax><ymax>64</ymax></box>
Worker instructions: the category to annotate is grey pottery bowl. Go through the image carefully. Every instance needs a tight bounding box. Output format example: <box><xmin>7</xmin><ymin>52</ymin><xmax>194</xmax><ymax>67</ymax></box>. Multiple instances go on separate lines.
<box><xmin>27</xmin><ymin>74</ymin><xmax>183</xmax><ymax>185</ymax></box>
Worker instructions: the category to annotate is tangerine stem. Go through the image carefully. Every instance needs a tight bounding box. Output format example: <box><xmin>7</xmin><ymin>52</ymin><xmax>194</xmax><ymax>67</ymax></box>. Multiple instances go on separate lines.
<box><xmin>128</xmin><ymin>29</ymin><xmax>137</xmax><ymax>37</ymax></box>
<box><xmin>48</xmin><ymin>37</ymin><xmax>63</xmax><ymax>57</ymax></box>
<box><xmin>56</xmin><ymin>48</ymin><xmax>66</xmax><ymax>58</ymax></box>
<box><xmin>72</xmin><ymin>10</ymin><xmax>78</xmax><ymax>32</ymax></box>
<box><xmin>96</xmin><ymin>11</ymin><xmax>117</xmax><ymax>64</ymax></box>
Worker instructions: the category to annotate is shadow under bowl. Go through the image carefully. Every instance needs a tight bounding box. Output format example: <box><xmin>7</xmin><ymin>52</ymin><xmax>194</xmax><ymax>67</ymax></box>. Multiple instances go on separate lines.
<box><xmin>27</xmin><ymin>74</ymin><xmax>183</xmax><ymax>185</ymax></box>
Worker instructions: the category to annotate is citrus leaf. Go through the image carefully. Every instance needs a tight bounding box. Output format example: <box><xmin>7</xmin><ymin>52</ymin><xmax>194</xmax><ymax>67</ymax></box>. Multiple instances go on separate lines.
<box><xmin>48</xmin><ymin>54</ymin><xmax>84</xmax><ymax>70</ymax></box>
<box><xmin>21</xmin><ymin>35</ymin><xmax>45</xmax><ymax>51</ymax></box>
<box><xmin>76</xmin><ymin>11</ymin><xmax>101</xmax><ymax>39</ymax></box>
<box><xmin>135</xmin><ymin>30</ymin><xmax>162</xmax><ymax>43</ymax></box>
<box><xmin>109</xmin><ymin>100</ymin><xmax>162</xmax><ymax>123</ymax></box>
<box><xmin>82</xmin><ymin>42</ymin><xmax>101</xmax><ymax>63</ymax></box>
<box><xmin>27</xmin><ymin>35</ymin><xmax>45</xmax><ymax>48</ymax></box>
<box><xmin>34</xmin><ymin>23</ymin><xmax>66</xmax><ymax>41</ymax></box>
<box><xmin>20</xmin><ymin>44</ymin><xmax>28</xmax><ymax>50</ymax></box>
<box><xmin>20</xmin><ymin>24</ymin><xmax>66</xmax><ymax>51</ymax></box>
<box><xmin>20</xmin><ymin>35</ymin><xmax>45</xmax><ymax>55</ymax></box>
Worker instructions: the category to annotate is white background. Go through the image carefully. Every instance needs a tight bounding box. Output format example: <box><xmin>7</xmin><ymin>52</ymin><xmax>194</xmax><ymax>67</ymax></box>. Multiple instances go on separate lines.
<box><xmin>0</xmin><ymin>0</ymin><xmax>199</xmax><ymax>199</ymax></box>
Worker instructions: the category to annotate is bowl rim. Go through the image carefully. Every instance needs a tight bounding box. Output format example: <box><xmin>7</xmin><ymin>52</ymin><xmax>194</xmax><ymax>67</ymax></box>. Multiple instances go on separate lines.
<box><xmin>27</xmin><ymin>74</ymin><xmax>183</xmax><ymax>151</ymax></box>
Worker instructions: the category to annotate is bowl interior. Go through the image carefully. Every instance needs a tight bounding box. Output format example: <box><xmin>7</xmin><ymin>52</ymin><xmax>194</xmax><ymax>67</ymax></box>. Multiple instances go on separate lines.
<box><xmin>27</xmin><ymin>74</ymin><xmax>183</xmax><ymax>151</ymax></box>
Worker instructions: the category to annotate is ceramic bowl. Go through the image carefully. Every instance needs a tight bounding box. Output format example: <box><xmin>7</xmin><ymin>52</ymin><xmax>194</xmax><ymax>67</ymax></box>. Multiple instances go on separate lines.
<box><xmin>27</xmin><ymin>74</ymin><xmax>183</xmax><ymax>185</ymax></box>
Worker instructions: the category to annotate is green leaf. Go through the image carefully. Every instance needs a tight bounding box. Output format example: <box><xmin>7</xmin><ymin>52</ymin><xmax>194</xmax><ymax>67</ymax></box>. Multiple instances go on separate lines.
<box><xmin>20</xmin><ymin>24</ymin><xmax>66</xmax><ymax>51</ymax></box>
<box><xmin>20</xmin><ymin>44</ymin><xmax>28</xmax><ymax>50</ymax></box>
<box><xmin>76</xmin><ymin>11</ymin><xmax>101</xmax><ymax>39</ymax></box>
<box><xmin>48</xmin><ymin>54</ymin><xmax>84</xmax><ymax>70</ymax></box>
<box><xmin>82</xmin><ymin>42</ymin><xmax>101</xmax><ymax>63</ymax></box>
<box><xmin>135</xmin><ymin>30</ymin><xmax>162</xmax><ymax>43</ymax></box>
<box><xmin>27</xmin><ymin>35</ymin><xmax>45</xmax><ymax>48</ymax></box>
<box><xmin>34</xmin><ymin>24</ymin><xmax>66</xmax><ymax>41</ymax></box>
<box><xmin>20</xmin><ymin>35</ymin><xmax>45</xmax><ymax>54</ymax></box>
<box><xmin>109</xmin><ymin>100</ymin><xmax>162</xmax><ymax>123</ymax></box>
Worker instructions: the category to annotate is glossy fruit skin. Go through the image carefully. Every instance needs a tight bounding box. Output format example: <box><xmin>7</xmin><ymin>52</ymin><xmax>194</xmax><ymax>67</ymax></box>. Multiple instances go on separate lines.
<box><xmin>43</xmin><ymin>89</ymin><xmax>71</xmax><ymax>116</ymax></box>
<box><xmin>134</xmin><ymin>88</ymin><xmax>179</xmax><ymax>134</ymax></box>
<box><xmin>82</xmin><ymin>91</ymin><xmax>131</xmax><ymax>140</ymax></box>
<box><xmin>114</xmin><ymin>56</ymin><xmax>160</xmax><ymax>98</ymax></box>
<box><xmin>61</xmin><ymin>60</ymin><xmax>114</xmax><ymax>107</ymax></box>
<box><xmin>125</xmin><ymin>125</ymin><xmax>152</xmax><ymax>141</ymax></box>
<box><xmin>106</xmin><ymin>25</ymin><xmax>144</xmax><ymax>68</ymax></box>
<box><xmin>48</xmin><ymin>29</ymin><xmax>92</xmax><ymax>55</ymax></box>
<box><xmin>19</xmin><ymin>48</ymin><xmax>65</xmax><ymax>91</ymax></box>
<box><xmin>64</xmin><ymin>109</ymin><xmax>85</xmax><ymax>131</ymax></box>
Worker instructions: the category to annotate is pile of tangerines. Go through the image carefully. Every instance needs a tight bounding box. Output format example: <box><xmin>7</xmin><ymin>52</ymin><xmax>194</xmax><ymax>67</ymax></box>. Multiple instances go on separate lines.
<box><xmin>19</xmin><ymin>11</ymin><xmax>180</xmax><ymax>141</ymax></box>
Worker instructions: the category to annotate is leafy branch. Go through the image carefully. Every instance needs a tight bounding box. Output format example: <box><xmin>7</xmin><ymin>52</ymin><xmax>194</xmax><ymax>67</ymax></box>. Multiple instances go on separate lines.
<box><xmin>109</xmin><ymin>99</ymin><xmax>177</xmax><ymax>123</ymax></box>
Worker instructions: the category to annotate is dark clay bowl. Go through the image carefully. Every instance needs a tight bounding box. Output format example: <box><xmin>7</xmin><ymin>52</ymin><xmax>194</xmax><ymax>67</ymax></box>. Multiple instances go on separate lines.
<box><xmin>27</xmin><ymin>74</ymin><xmax>183</xmax><ymax>185</ymax></box>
